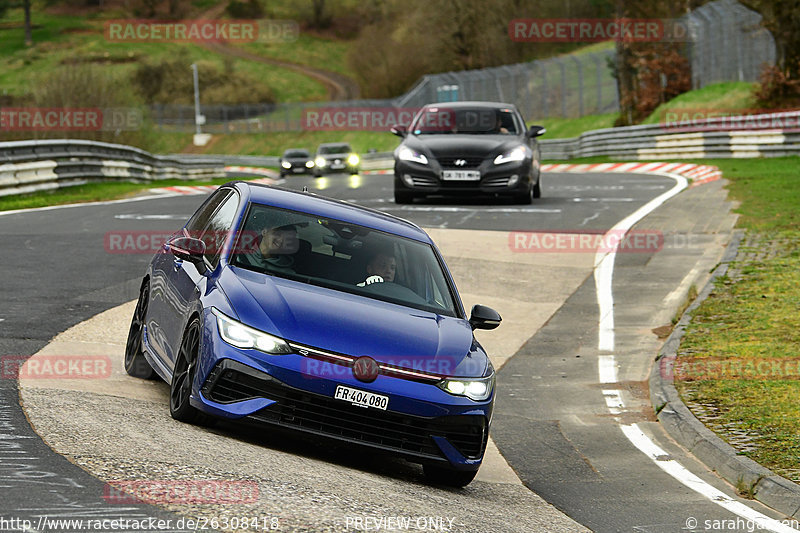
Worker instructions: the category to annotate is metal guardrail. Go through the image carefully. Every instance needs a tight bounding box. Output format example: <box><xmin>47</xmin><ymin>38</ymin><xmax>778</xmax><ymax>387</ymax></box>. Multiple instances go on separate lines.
<box><xmin>539</xmin><ymin>111</ymin><xmax>800</xmax><ymax>160</ymax></box>
<box><xmin>0</xmin><ymin>139</ymin><xmax>225</xmax><ymax>197</ymax></box>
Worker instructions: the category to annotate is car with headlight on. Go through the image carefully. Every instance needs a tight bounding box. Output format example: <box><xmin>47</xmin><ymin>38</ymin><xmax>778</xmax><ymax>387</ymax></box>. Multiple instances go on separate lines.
<box><xmin>124</xmin><ymin>181</ymin><xmax>501</xmax><ymax>486</ymax></box>
<box><xmin>391</xmin><ymin>102</ymin><xmax>545</xmax><ymax>204</ymax></box>
<box><xmin>279</xmin><ymin>148</ymin><xmax>314</xmax><ymax>177</ymax></box>
<box><xmin>313</xmin><ymin>142</ymin><xmax>360</xmax><ymax>176</ymax></box>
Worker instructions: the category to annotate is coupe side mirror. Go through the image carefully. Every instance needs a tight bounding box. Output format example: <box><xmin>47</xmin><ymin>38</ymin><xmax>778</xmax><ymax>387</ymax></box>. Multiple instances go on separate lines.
<box><xmin>469</xmin><ymin>304</ymin><xmax>502</xmax><ymax>330</ymax></box>
<box><xmin>390</xmin><ymin>124</ymin><xmax>408</xmax><ymax>137</ymax></box>
<box><xmin>168</xmin><ymin>236</ymin><xmax>208</xmax><ymax>275</ymax></box>
<box><xmin>526</xmin><ymin>125</ymin><xmax>546</xmax><ymax>138</ymax></box>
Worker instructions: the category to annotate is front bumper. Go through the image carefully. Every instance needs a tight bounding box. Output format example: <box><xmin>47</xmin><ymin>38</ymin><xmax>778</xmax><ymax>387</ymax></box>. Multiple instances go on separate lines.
<box><xmin>394</xmin><ymin>158</ymin><xmax>532</xmax><ymax>196</ymax></box>
<box><xmin>316</xmin><ymin>157</ymin><xmax>359</xmax><ymax>174</ymax></box>
<box><xmin>190</xmin><ymin>311</ymin><xmax>492</xmax><ymax>470</ymax></box>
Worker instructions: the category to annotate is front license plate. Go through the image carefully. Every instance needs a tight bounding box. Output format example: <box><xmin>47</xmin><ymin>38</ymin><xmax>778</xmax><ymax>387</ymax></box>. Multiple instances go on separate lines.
<box><xmin>331</xmin><ymin>163</ymin><xmax>345</xmax><ymax>170</ymax></box>
<box><xmin>442</xmin><ymin>170</ymin><xmax>480</xmax><ymax>181</ymax></box>
<box><xmin>292</xmin><ymin>167</ymin><xmax>304</xmax><ymax>173</ymax></box>
<box><xmin>334</xmin><ymin>385</ymin><xmax>389</xmax><ymax>410</ymax></box>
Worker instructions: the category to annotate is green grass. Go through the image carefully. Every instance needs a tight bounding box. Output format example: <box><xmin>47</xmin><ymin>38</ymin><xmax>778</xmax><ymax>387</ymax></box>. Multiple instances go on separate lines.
<box><xmin>0</xmin><ymin>176</ymin><xmax>236</xmax><ymax>212</ymax></box>
<box><xmin>535</xmin><ymin>113</ymin><xmax>618</xmax><ymax>139</ymax></box>
<box><xmin>641</xmin><ymin>82</ymin><xmax>758</xmax><ymax>125</ymax></box>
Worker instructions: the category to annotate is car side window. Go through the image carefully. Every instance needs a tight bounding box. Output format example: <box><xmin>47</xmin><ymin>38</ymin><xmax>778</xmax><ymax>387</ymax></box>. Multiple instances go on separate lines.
<box><xmin>199</xmin><ymin>191</ymin><xmax>240</xmax><ymax>269</ymax></box>
<box><xmin>185</xmin><ymin>189</ymin><xmax>230</xmax><ymax>234</ymax></box>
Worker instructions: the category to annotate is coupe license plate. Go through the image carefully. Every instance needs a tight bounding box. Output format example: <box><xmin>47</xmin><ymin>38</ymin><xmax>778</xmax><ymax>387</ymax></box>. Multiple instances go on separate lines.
<box><xmin>292</xmin><ymin>167</ymin><xmax>304</xmax><ymax>173</ymax></box>
<box><xmin>442</xmin><ymin>170</ymin><xmax>480</xmax><ymax>181</ymax></box>
<box><xmin>331</xmin><ymin>163</ymin><xmax>345</xmax><ymax>170</ymax></box>
<box><xmin>334</xmin><ymin>385</ymin><xmax>389</xmax><ymax>410</ymax></box>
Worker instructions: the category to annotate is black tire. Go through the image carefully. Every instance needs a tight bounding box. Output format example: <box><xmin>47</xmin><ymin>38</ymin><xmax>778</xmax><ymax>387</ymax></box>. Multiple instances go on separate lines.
<box><xmin>124</xmin><ymin>280</ymin><xmax>156</xmax><ymax>379</ymax></box>
<box><xmin>394</xmin><ymin>190</ymin><xmax>414</xmax><ymax>204</ymax></box>
<box><xmin>169</xmin><ymin>318</ymin><xmax>209</xmax><ymax>424</ymax></box>
<box><xmin>423</xmin><ymin>464</ymin><xmax>478</xmax><ymax>487</ymax></box>
<box><xmin>533</xmin><ymin>180</ymin><xmax>542</xmax><ymax>199</ymax></box>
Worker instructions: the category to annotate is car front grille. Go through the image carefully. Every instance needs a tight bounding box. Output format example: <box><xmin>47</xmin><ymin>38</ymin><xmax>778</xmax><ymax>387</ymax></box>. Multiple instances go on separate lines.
<box><xmin>483</xmin><ymin>176</ymin><xmax>511</xmax><ymax>187</ymax></box>
<box><xmin>202</xmin><ymin>360</ymin><xmax>487</xmax><ymax>460</ymax></box>
<box><xmin>408</xmin><ymin>175</ymin><xmax>438</xmax><ymax>187</ymax></box>
<box><xmin>438</xmin><ymin>157</ymin><xmax>484</xmax><ymax>169</ymax></box>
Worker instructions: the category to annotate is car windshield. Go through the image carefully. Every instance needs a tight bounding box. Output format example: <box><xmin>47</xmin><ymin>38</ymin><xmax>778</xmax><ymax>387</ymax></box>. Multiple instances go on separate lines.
<box><xmin>412</xmin><ymin>107</ymin><xmax>519</xmax><ymax>135</ymax></box>
<box><xmin>318</xmin><ymin>144</ymin><xmax>351</xmax><ymax>154</ymax></box>
<box><xmin>284</xmin><ymin>150</ymin><xmax>309</xmax><ymax>158</ymax></box>
<box><xmin>230</xmin><ymin>203</ymin><xmax>459</xmax><ymax>317</ymax></box>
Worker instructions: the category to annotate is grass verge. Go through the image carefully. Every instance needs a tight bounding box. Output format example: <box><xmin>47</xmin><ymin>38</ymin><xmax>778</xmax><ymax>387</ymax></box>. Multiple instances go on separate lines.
<box><xmin>669</xmin><ymin>156</ymin><xmax>800</xmax><ymax>482</ymax></box>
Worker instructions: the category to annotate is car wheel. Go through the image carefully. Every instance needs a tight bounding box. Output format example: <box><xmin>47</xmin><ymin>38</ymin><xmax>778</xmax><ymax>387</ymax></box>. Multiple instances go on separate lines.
<box><xmin>124</xmin><ymin>280</ymin><xmax>155</xmax><ymax>379</ymax></box>
<box><xmin>394</xmin><ymin>190</ymin><xmax>414</xmax><ymax>204</ymax></box>
<box><xmin>533</xmin><ymin>180</ymin><xmax>542</xmax><ymax>199</ymax></box>
<box><xmin>169</xmin><ymin>318</ymin><xmax>209</xmax><ymax>424</ymax></box>
<box><xmin>423</xmin><ymin>464</ymin><xmax>478</xmax><ymax>487</ymax></box>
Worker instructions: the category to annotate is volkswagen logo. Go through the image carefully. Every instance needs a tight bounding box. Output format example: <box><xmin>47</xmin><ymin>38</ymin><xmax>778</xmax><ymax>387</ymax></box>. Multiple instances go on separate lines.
<box><xmin>352</xmin><ymin>356</ymin><xmax>380</xmax><ymax>383</ymax></box>
<box><xmin>454</xmin><ymin>159</ymin><xmax>467</xmax><ymax>166</ymax></box>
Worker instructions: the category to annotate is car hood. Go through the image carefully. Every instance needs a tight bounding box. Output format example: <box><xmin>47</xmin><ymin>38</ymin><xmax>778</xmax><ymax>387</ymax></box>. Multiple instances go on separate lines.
<box><xmin>217</xmin><ymin>266</ymin><xmax>487</xmax><ymax>377</ymax></box>
<box><xmin>317</xmin><ymin>152</ymin><xmax>350</xmax><ymax>159</ymax></box>
<box><xmin>404</xmin><ymin>134</ymin><xmax>521</xmax><ymax>158</ymax></box>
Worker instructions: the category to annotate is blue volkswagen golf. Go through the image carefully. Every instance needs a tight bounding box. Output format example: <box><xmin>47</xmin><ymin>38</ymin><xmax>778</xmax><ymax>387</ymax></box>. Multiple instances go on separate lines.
<box><xmin>125</xmin><ymin>181</ymin><xmax>501</xmax><ymax>486</ymax></box>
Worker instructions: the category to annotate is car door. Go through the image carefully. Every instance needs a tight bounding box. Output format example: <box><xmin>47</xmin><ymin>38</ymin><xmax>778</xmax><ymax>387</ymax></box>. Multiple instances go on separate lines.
<box><xmin>148</xmin><ymin>189</ymin><xmax>235</xmax><ymax>369</ymax></box>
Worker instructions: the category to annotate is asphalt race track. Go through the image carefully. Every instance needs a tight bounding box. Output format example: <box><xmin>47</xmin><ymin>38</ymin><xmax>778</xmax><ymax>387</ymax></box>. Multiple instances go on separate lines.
<box><xmin>1</xmin><ymin>171</ymin><xmax>794</xmax><ymax>532</ymax></box>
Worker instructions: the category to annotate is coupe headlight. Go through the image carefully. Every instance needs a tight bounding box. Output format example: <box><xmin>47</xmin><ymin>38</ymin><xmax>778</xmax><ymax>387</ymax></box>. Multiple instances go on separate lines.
<box><xmin>281</xmin><ymin>161</ymin><xmax>291</xmax><ymax>169</ymax></box>
<box><xmin>347</xmin><ymin>154</ymin><xmax>360</xmax><ymax>166</ymax></box>
<box><xmin>305</xmin><ymin>160</ymin><xmax>315</xmax><ymax>168</ymax></box>
<box><xmin>315</xmin><ymin>157</ymin><xmax>327</xmax><ymax>167</ymax></box>
<box><xmin>212</xmin><ymin>308</ymin><xmax>291</xmax><ymax>355</ymax></box>
<box><xmin>397</xmin><ymin>147</ymin><xmax>428</xmax><ymax>165</ymax></box>
<box><xmin>437</xmin><ymin>373</ymin><xmax>495</xmax><ymax>401</ymax></box>
<box><xmin>493</xmin><ymin>146</ymin><xmax>528</xmax><ymax>165</ymax></box>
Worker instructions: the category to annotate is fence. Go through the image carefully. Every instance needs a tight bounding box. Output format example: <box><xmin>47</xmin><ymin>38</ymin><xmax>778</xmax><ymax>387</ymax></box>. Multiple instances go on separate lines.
<box><xmin>686</xmin><ymin>0</ymin><xmax>776</xmax><ymax>89</ymax></box>
<box><xmin>0</xmin><ymin>139</ymin><xmax>225</xmax><ymax>197</ymax></box>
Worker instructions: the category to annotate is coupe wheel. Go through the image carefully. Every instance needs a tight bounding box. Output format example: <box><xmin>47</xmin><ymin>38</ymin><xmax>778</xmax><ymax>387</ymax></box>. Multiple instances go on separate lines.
<box><xmin>514</xmin><ymin>186</ymin><xmax>533</xmax><ymax>205</ymax></box>
<box><xmin>423</xmin><ymin>464</ymin><xmax>478</xmax><ymax>487</ymax></box>
<box><xmin>533</xmin><ymin>180</ymin><xmax>541</xmax><ymax>199</ymax></box>
<box><xmin>170</xmin><ymin>318</ymin><xmax>208</xmax><ymax>424</ymax></box>
<box><xmin>124</xmin><ymin>280</ymin><xmax>155</xmax><ymax>379</ymax></box>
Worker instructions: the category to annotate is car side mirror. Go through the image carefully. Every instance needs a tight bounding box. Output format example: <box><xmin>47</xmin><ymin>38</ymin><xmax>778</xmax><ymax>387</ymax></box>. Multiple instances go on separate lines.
<box><xmin>526</xmin><ymin>125</ymin><xmax>546</xmax><ymax>138</ymax></box>
<box><xmin>168</xmin><ymin>236</ymin><xmax>208</xmax><ymax>275</ymax></box>
<box><xmin>391</xmin><ymin>124</ymin><xmax>408</xmax><ymax>137</ymax></box>
<box><xmin>469</xmin><ymin>304</ymin><xmax>502</xmax><ymax>330</ymax></box>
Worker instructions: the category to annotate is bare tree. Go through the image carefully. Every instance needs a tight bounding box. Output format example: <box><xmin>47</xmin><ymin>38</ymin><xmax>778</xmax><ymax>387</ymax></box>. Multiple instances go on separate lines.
<box><xmin>23</xmin><ymin>0</ymin><xmax>32</xmax><ymax>46</ymax></box>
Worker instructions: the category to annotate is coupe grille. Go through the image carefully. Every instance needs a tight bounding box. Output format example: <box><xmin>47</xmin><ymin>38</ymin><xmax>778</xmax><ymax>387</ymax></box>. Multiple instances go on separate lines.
<box><xmin>202</xmin><ymin>360</ymin><xmax>487</xmax><ymax>460</ymax></box>
<box><xmin>439</xmin><ymin>157</ymin><xmax>484</xmax><ymax>169</ymax></box>
<box><xmin>483</xmin><ymin>176</ymin><xmax>511</xmax><ymax>187</ymax></box>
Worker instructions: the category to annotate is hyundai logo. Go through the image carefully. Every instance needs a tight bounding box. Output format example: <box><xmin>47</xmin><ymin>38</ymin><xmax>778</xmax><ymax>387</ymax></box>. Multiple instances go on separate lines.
<box><xmin>352</xmin><ymin>356</ymin><xmax>380</xmax><ymax>383</ymax></box>
<box><xmin>454</xmin><ymin>159</ymin><xmax>467</xmax><ymax>166</ymax></box>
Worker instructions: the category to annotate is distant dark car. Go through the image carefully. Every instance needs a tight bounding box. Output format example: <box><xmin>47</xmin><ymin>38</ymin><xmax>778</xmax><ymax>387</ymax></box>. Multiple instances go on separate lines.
<box><xmin>314</xmin><ymin>142</ymin><xmax>360</xmax><ymax>176</ymax></box>
<box><xmin>279</xmin><ymin>148</ymin><xmax>314</xmax><ymax>177</ymax></box>
<box><xmin>391</xmin><ymin>102</ymin><xmax>546</xmax><ymax>204</ymax></box>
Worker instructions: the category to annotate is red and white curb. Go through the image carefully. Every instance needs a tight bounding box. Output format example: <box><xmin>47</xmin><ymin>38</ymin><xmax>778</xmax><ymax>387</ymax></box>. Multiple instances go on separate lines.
<box><xmin>540</xmin><ymin>162</ymin><xmax>722</xmax><ymax>187</ymax></box>
<box><xmin>149</xmin><ymin>176</ymin><xmax>276</xmax><ymax>196</ymax></box>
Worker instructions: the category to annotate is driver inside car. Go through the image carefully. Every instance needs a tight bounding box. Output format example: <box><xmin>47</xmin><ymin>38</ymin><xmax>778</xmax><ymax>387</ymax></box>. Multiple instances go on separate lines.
<box><xmin>357</xmin><ymin>252</ymin><xmax>396</xmax><ymax>286</ymax></box>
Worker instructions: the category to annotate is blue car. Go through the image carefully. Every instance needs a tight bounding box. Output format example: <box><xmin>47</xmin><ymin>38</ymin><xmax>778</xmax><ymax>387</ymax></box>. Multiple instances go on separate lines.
<box><xmin>124</xmin><ymin>181</ymin><xmax>501</xmax><ymax>486</ymax></box>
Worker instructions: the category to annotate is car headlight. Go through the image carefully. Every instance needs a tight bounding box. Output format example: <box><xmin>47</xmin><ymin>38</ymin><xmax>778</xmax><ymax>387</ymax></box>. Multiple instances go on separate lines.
<box><xmin>305</xmin><ymin>160</ymin><xmax>315</xmax><ymax>168</ymax></box>
<box><xmin>493</xmin><ymin>146</ymin><xmax>528</xmax><ymax>165</ymax></box>
<box><xmin>347</xmin><ymin>154</ymin><xmax>360</xmax><ymax>166</ymax></box>
<box><xmin>315</xmin><ymin>157</ymin><xmax>327</xmax><ymax>167</ymax></box>
<box><xmin>436</xmin><ymin>373</ymin><xmax>495</xmax><ymax>401</ymax></box>
<box><xmin>281</xmin><ymin>161</ymin><xmax>291</xmax><ymax>169</ymax></box>
<box><xmin>397</xmin><ymin>147</ymin><xmax>428</xmax><ymax>165</ymax></box>
<box><xmin>212</xmin><ymin>308</ymin><xmax>291</xmax><ymax>355</ymax></box>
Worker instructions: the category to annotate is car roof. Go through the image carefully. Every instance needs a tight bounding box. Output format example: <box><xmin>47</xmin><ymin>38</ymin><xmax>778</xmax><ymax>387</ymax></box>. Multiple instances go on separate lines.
<box><xmin>228</xmin><ymin>181</ymin><xmax>431</xmax><ymax>243</ymax></box>
<box><xmin>318</xmin><ymin>142</ymin><xmax>351</xmax><ymax>148</ymax></box>
<box><xmin>283</xmin><ymin>148</ymin><xmax>309</xmax><ymax>154</ymax></box>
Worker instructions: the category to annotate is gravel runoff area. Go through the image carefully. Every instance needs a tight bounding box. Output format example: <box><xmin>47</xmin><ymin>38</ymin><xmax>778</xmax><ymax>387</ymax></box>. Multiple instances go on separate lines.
<box><xmin>19</xmin><ymin>228</ymin><xmax>594</xmax><ymax>533</ymax></box>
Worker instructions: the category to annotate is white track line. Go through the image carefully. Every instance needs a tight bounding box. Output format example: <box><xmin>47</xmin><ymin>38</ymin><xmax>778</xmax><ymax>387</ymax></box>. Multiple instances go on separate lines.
<box><xmin>594</xmin><ymin>171</ymin><xmax>798</xmax><ymax>531</ymax></box>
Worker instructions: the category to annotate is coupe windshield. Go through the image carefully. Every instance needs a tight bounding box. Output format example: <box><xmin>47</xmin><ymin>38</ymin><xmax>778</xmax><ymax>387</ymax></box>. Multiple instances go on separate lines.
<box><xmin>230</xmin><ymin>203</ymin><xmax>459</xmax><ymax>317</ymax></box>
<box><xmin>412</xmin><ymin>107</ymin><xmax>519</xmax><ymax>135</ymax></box>
<box><xmin>318</xmin><ymin>144</ymin><xmax>351</xmax><ymax>154</ymax></box>
<box><xmin>284</xmin><ymin>150</ymin><xmax>309</xmax><ymax>158</ymax></box>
